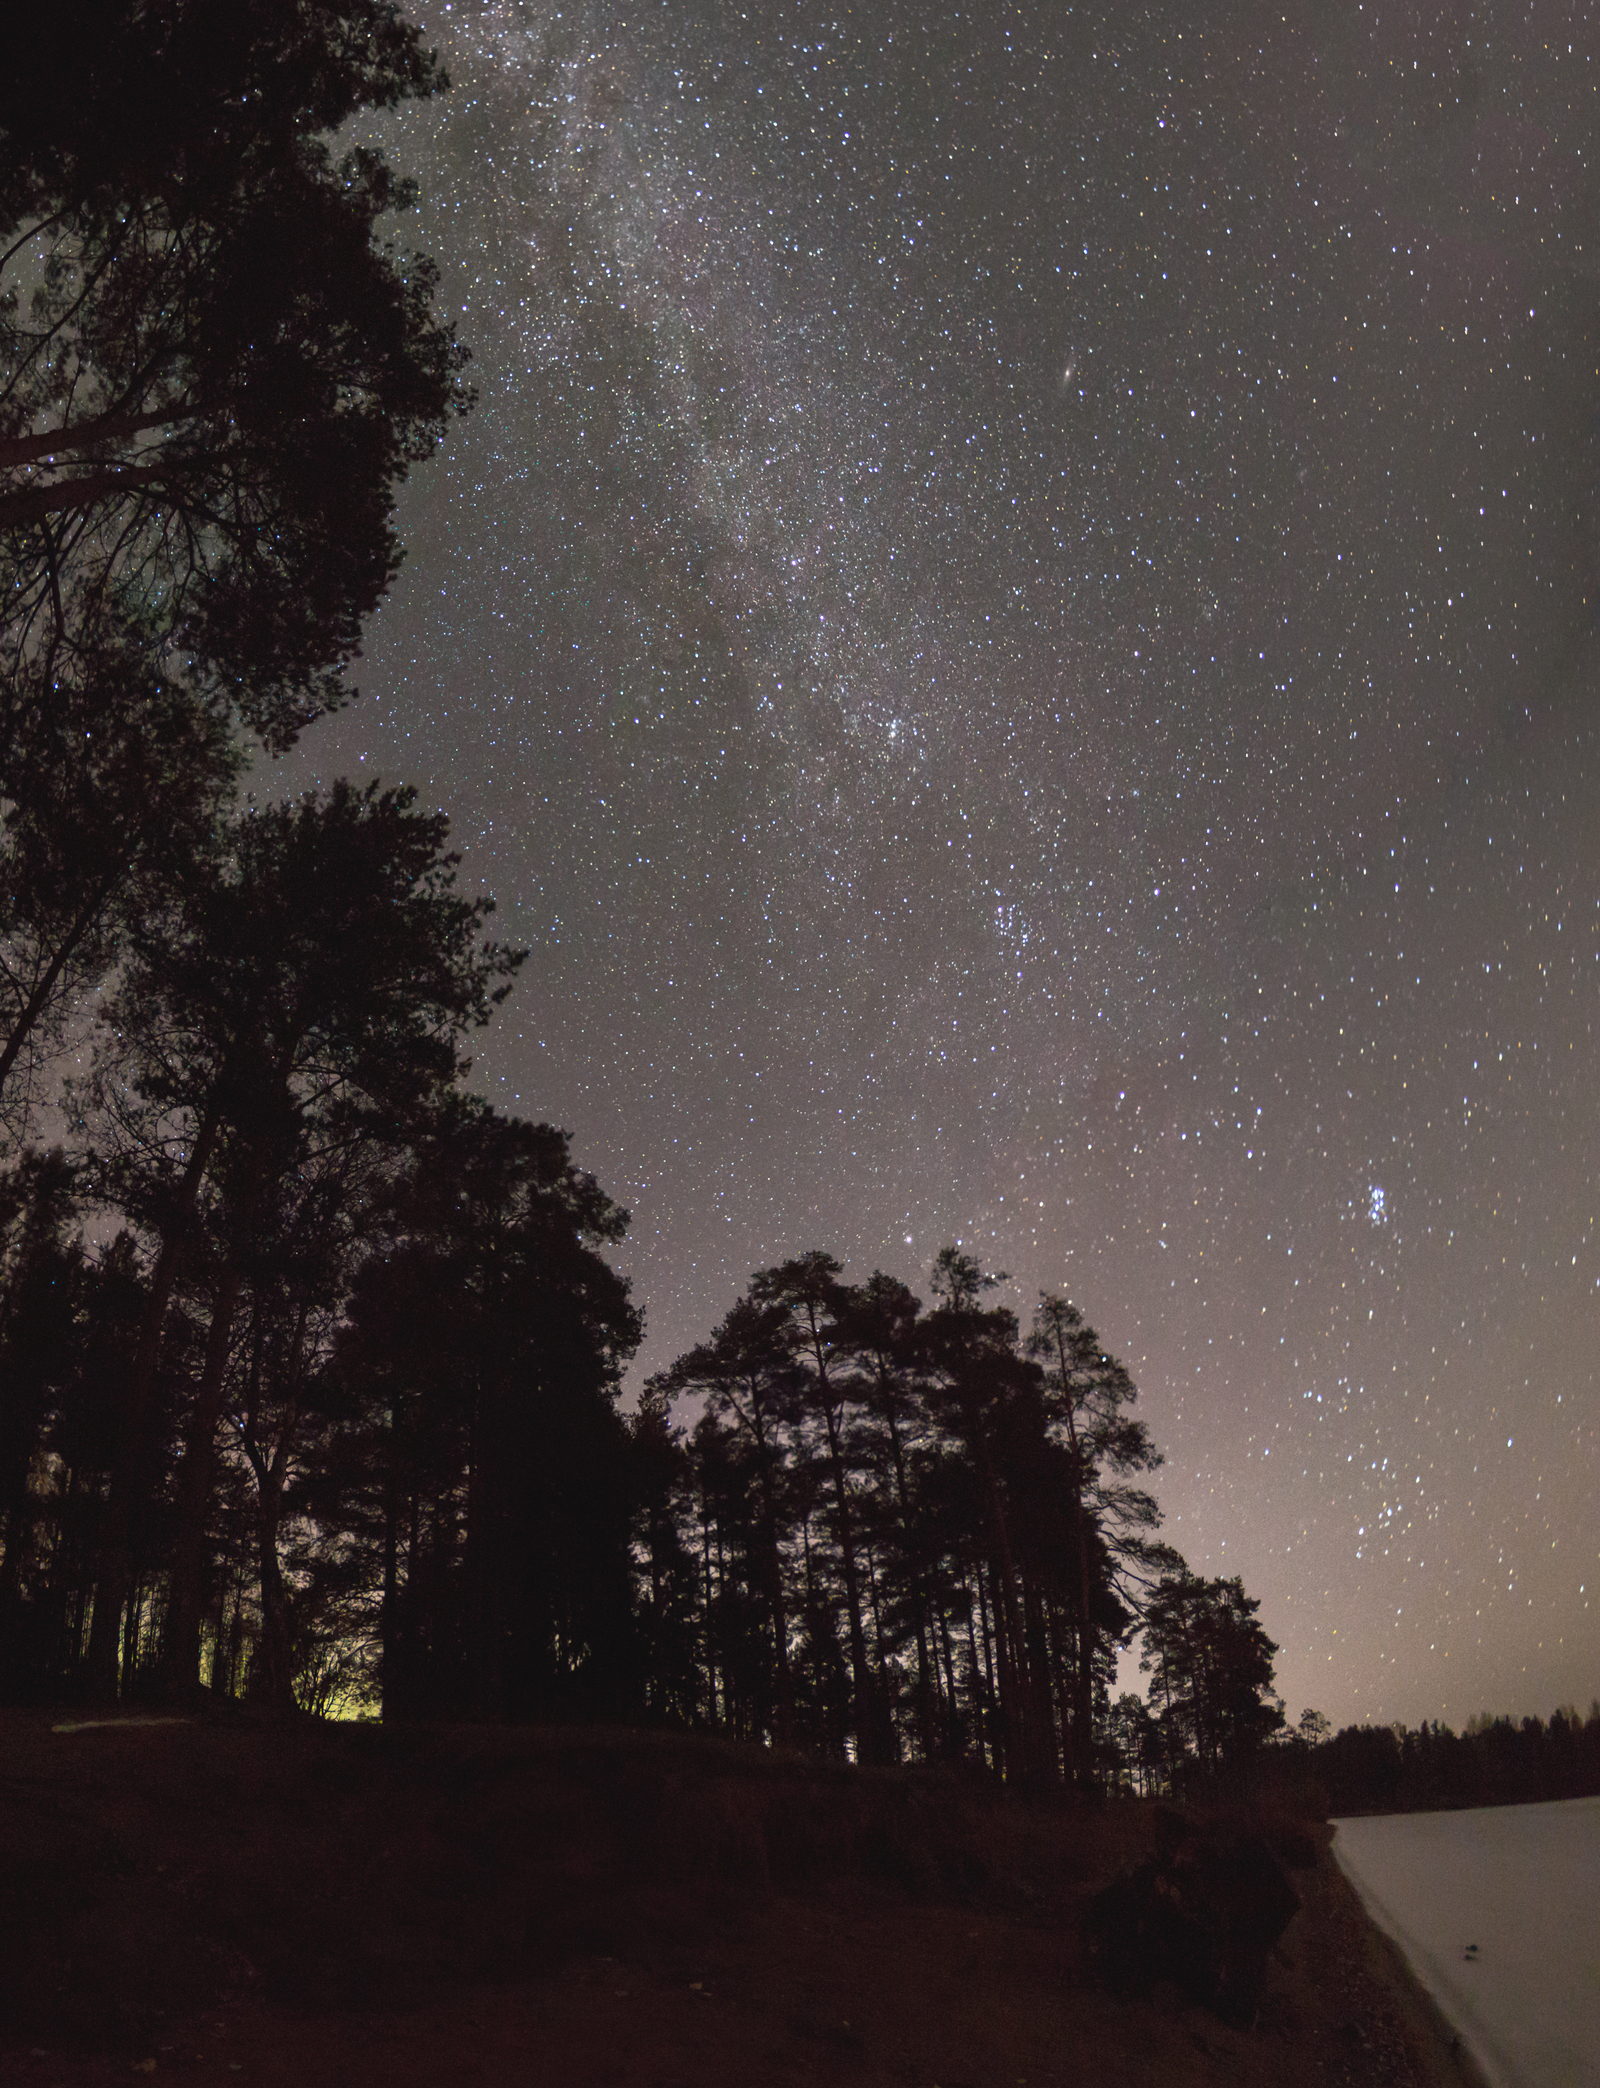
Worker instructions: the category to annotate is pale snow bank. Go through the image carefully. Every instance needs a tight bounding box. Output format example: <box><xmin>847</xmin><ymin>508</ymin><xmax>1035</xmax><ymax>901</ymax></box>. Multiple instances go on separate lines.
<box><xmin>1332</xmin><ymin>1794</ymin><xmax>1600</xmax><ymax>2088</ymax></box>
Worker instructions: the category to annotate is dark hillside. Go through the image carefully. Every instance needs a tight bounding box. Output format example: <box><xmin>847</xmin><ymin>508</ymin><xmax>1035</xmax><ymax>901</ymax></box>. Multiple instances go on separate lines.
<box><xmin>0</xmin><ymin>1714</ymin><xmax>1482</xmax><ymax>2088</ymax></box>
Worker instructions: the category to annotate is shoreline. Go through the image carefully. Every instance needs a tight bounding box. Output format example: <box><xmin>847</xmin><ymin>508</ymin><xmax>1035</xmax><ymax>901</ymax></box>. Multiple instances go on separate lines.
<box><xmin>1325</xmin><ymin>1845</ymin><xmax>1494</xmax><ymax>2088</ymax></box>
<box><xmin>1331</xmin><ymin>1797</ymin><xmax>1600</xmax><ymax>2088</ymax></box>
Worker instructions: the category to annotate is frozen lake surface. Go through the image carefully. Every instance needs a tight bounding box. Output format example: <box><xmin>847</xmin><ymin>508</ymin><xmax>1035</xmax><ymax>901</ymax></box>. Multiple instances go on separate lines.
<box><xmin>1332</xmin><ymin>1795</ymin><xmax>1600</xmax><ymax>2088</ymax></box>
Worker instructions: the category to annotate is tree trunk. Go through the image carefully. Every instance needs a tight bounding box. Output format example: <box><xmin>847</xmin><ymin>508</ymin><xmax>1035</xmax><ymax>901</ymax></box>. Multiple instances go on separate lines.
<box><xmin>1048</xmin><ymin>1320</ymin><xmax>1100</xmax><ymax>1792</ymax></box>
<box><xmin>821</xmin><ymin>1409</ymin><xmax>877</xmax><ymax>1761</ymax></box>
<box><xmin>972</xmin><ymin>1423</ymin><xmax>1032</xmax><ymax>1780</ymax></box>
<box><xmin>381</xmin><ymin>1400</ymin><xmax>402</xmax><ymax>1719</ymax></box>
<box><xmin>700</xmin><ymin>1507</ymin><xmax>716</xmax><ymax>1727</ymax></box>
<box><xmin>745</xmin><ymin>1389</ymin><xmax>794</xmax><ymax>1746</ymax></box>
<box><xmin>159</xmin><ymin>1262</ymin><xmax>243</xmax><ymax>1696</ymax></box>
<box><xmin>763</xmin><ymin>1518</ymin><xmax>795</xmax><ymax>1746</ymax></box>
<box><xmin>803</xmin><ymin>1306</ymin><xmax>877</xmax><ymax>1764</ymax></box>
<box><xmin>936</xmin><ymin>1603</ymin><xmax>960</xmax><ymax>1757</ymax></box>
<box><xmin>466</xmin><ymin>1373</ymin><xmax>507</xmax><ymax>1719</ymax></box>
<box><xmin>1023</xmin><ymin>1575</ymin><xmax>1060</xmax><ymax>1781</ymax></box>
<box><xmin>252</xmin><ymin>1483</ymin><xmax>295</xmax><ymax>1708</ymax></box>
<box><xmin>241</xmin><ymin>1356</ymin><xmax>305</xmax><ymax>1712</ymax></box>
<box><xmin>880</xmin><ymin>1398</ymin><xmax>938</xmax><ymax>1761</ymax></box>
<box><xmin>1065</xmin><ymin>1436</ymin><xmax>1096</xmax><ymax>1789</ymax></box>
<box><xmin>85</xmin><ymin>1095</ymin><xmax>225</xmax><ymax>1703</ymax></box>
<box><xmin>965</xmin><ymin>1587</ymin><xmax>990</xmax><ymax>1770</ymax></box>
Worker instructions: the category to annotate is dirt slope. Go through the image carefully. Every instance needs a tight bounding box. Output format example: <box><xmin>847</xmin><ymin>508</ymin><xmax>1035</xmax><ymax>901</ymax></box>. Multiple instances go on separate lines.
<box><xmin>0</xmin><ymin>1712</ymin><xmax>1484</xmax><ymax>2088</ymax></box>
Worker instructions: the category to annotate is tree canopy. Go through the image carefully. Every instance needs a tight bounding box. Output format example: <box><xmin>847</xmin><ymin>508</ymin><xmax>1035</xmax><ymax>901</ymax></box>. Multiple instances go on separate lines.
<box><xmin>0</xmin><ymin>1</ymin><xmax>473</xmax><ymax>1153</ymax></box>
<box><xmin>0</xmin><ymin>0</ymin><xmax>469</xmax><ymax>744</ymax></box>
<box><xmin>0</xmin><ymin>646</ymin><xmax>237</xmax><ymax>1147</ymax></box>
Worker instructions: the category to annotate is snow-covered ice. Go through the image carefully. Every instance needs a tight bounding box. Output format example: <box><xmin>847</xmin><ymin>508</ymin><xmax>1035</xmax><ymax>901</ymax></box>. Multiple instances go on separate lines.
<box><xmin>1332</xmin><ymin>1795</ymin><xmax>1600</xmax><ymax>2088</ymax></box>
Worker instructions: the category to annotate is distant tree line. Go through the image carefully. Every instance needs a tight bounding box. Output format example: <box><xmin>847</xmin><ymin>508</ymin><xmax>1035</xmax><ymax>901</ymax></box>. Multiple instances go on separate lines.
<box><xmin>1306</xmin><ymin>1706</ymin><xmax>1600</xmax><ymax>1815</ymax></box>
<box><xmin>0</xmin><ymin>2</ymin><xmax>1293</xmax><ymax>1787</ymax></box>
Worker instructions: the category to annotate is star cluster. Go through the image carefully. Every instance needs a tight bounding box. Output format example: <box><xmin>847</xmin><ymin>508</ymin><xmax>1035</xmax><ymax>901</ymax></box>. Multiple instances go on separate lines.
<box><xmin>289</xmin><ymin>0</ymin><xmax>1600</xmax><ymax>1727</ymax></box>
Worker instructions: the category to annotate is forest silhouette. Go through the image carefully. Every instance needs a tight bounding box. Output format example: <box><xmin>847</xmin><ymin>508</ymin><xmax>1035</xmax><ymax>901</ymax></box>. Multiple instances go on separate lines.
<box><xmin>3</xmin><ymin>3</ymin><xmax>1592</xmax><ymax>1823</ymax></box>
<box><xmin>0</xmin><ymin>0</ymin><xmax>1296</xmax><ymax>1790</ymax></box>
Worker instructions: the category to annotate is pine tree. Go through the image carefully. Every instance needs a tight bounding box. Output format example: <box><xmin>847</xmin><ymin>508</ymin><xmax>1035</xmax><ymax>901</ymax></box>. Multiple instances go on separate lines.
<box><xmin>0</xmin><ymin>0</ymin><xmax>469</xmax><ymax>744</ymax></box>
<box><xmin>79</xmin><ymin>783</ymin><xmax>520</xmax><ymax>1702</ymax></box>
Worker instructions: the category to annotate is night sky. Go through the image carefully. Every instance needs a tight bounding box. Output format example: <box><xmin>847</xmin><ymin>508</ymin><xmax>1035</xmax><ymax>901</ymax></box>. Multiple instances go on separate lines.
<box><xmin>287</xmin><ymin>0</ymin><xmax>1600</xmax><ymax>1731</ymax></box>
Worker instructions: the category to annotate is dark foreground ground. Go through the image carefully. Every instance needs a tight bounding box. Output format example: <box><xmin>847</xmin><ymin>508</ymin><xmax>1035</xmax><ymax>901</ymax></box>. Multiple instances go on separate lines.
<box><xmin>0</xmin><ymin>1713</ymin><xmax>1485</xmax><ymax>2088</ymax></box>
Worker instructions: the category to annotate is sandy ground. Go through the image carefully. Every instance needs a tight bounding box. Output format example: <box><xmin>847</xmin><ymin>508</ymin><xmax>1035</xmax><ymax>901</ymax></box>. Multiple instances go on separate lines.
<box><xmin>1333</xmin><ymin>1798</ymin><xmax>1600</xmax><ymax>2088</ymax></box>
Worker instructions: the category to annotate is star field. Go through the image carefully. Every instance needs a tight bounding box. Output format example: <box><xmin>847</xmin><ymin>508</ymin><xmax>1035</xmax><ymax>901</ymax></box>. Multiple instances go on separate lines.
<box><xmin>288</xmin><ymin>0</ymin><xmax>1600</xmax><ymax>1728</ymax></box>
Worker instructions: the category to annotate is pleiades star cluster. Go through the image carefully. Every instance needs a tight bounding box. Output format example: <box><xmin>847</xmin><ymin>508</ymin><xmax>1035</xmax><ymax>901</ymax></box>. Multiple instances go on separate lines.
<box><xmin>288</xmin><ymin>0</ymin><xmax>1600</xmax><ymax>1730</ymax></box>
